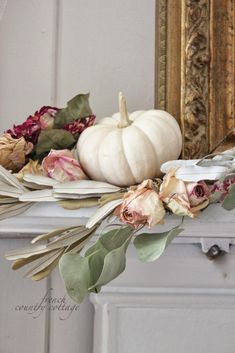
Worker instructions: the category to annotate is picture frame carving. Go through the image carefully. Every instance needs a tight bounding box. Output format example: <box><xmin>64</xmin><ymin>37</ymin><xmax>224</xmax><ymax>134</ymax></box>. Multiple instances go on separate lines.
<box><xmin>155</xmin><ymin>0</ymin><xmax>235</xmax><ymax>158</ymax></box>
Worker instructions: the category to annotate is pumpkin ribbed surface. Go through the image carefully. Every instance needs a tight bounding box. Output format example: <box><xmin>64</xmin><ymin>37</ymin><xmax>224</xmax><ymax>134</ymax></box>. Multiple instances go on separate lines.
<box><xmin>78</xmin><ymin>94</ymin><xmax>182</xmax><ymax>186</ymax></box>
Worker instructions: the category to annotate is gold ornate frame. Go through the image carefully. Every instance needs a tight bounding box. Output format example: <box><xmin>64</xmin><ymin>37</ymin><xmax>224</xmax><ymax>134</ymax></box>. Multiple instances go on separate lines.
<box><xmin>155</xmin><ymin>0</ymin><xmax>235</xmax><ymax>158</ymax></box>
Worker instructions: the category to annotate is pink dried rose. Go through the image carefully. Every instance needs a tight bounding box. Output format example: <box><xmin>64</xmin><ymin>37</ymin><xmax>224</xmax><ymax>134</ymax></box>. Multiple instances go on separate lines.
<box><xmin>210</xmin><ymin>177</ymin><xmax>235</xmax><ymax>200</ymax></box>
<box><xmin>0</xmin><ymin>133</ymin><xmax>33</xmax><ymax>172</ymax></box>
<box><xmin>63</xmin><ymin>115</ymin><xmax>96</xmax><ymax>137</ymax></box>
<box><xmin>7</xmin><ymin>106</ymin><xmax>59</xmax><ymax>143</ymax></box>
<box><xmin>186</xmin><ymin>181</ymin><xmax>211</xmax><ymax>206</ymax></box>
<box><xmin>160</xmin><ymin>169</ymin><xmax>209</xmax><ymax>217</ymax></box>
<box><xmin>114</xmin><ymin>179</ymin><xmax>165</xmax><ymax>229</ymax></box>
<box><xmin>42</xmin><ymin>149</ymin><xmax>87</xmax><ymax>182</ymax></box>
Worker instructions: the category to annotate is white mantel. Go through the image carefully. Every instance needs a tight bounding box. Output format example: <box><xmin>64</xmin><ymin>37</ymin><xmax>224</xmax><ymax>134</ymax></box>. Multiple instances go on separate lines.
<box><xmin>1</xmin><ymin>202</ymin><xmax>234</xmax><ymax>250</ymax></box>
<box><xmin>1</xmin><ymin>204</ymin><xmax>235</xmax><ymax>353</ymax></box>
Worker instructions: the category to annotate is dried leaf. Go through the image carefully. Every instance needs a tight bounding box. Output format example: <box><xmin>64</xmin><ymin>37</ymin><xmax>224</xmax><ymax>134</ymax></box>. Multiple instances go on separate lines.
<box><xmin>23</xmin><ymin>173</ymin><xmax>58</xmax><ymax>187</ymax></box>
<box><xmin>58</xmin><ymin>198</ymin><xmax>99</xmax><ymax>210</ymax></box>
<box><xmin>36</xmin><ymin>129</ymin><xmax>75</xmax><ymax>157</ymax></box>
<box><xmin>19</xmin><ymin>189</ymin><xmax>56</xmax><ymax>202</ymax></box>
<box><xmin>0</xmin><ymin>165</ymin><xmax>26</xmax><ymax>191</ymax></box>
<box><xmin>53</xmin><ymin>179</ymin><xmax>120</xmax><ymax>195</ymax></box>
<box><xmin>54</xmin><ymin>93</ymin><xmax>92</xmax><ymax>128</ymax></box>
<box><xmin>86</xmin><ymin>199</ymin><xmax>123</xmax><ymax>229</ymax></box>
<box><xmin>0</xmin><ymin>202</ymin><xmax>34</xmax><ymax>221</ymax></box>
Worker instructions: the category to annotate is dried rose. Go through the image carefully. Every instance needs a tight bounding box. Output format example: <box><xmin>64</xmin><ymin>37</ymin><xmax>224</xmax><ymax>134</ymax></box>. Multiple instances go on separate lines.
<box><xmin>63</xmin><ymin>115</ymin><xmax>95</xmax><ymax>138</ymax></box>
<box><xmin>160</xmin><ymin>169</ymin><xmax>209</xmax><ymax>217</ymax></box>
<box><xmin>8</xmin><ymin>116</ymin><xmax>41</xmax><ymax>144</ymax></box>
<box><xmin>186</xmin><ymin>181</ymin><xmax>211</xmax><ymax>206</ymax></box>
<box><xmin>210</xmin><ymin>177</ymin><xmax>235</xmax><ymax>200</ymax></box>
<box><xmin>114</xmin><ymin>179</ymin><xmax>165</xmax><ymax>229</ymax></box>
<box><xmin>7</xmin><ymin>106</ymin><xmax>59</xmax><ymax>143</ymax></box>
<box><xmin>0</xmin><ymin>133</ymin><xmax>33</xmax><ymax>172</ymax></box>
<box><xmin>17</xmin><ymin>159</ymin><xmax>44</xmax><ymax>181</ymax></box>
<box><xmin>36</xmin><ymin>106</ymin><xmax>59</xmax><ymax>129</ymax></box>
<box><xmin>42</xmin><ymin>149</ymin><xmax>87</xmax><ymax>182</ymax></box>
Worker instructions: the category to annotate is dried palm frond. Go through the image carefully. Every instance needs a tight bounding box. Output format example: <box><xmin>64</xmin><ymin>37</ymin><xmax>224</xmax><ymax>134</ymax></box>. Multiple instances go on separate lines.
<box><xmin>5</xmin><ymin>224</ymin><xmax>98</xmax><ymax>281</ymax></box>
<box><xmin>0</xmin><ymin>166</ymin><xmax>35</xmax><ymax>219</ymax></box>
<box><xmin>86</xmin><ymin>199</ymin><xmax>123</xmax><ymax>229</ymax></box>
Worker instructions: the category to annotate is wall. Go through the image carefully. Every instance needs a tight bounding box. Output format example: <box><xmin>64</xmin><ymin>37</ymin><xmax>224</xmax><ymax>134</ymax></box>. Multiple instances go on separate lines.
<box><xmin>0</xmin><ymin>0</ymin><xmax>155</xmax><ymax>133</ymax></box>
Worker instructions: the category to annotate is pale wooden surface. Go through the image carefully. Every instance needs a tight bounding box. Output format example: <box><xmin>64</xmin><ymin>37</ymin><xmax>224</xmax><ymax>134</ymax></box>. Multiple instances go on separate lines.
<box><xmin>0</xmin><ymin>0</ymin><xmax>155</xmax><ymax>134</ymax></box>
<box><xmin>1</xmin><ymin>204</ymin><xmax>235</xmax><ymax>353</ymax></box>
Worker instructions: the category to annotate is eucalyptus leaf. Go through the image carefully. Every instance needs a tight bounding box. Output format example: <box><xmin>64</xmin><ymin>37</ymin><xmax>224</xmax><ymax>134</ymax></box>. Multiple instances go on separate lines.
<box><xmin>222</xmin><ymin>185</ymin><xmax>235</xmax><ymax>211</ymax></box>
<box><xmin>59</xmin><ymin>227</ymin><xmax>133</xmax><ymax>302</ymax></box>
<box><xmin>36</xmin><ymin>129</ymin><xmax>75</xmax><ymax>156</ymax></box>
<box><xmin>54</xmin><ymin>93</ymin><xmax>92</xmax><ymax>128</ymax></box>
<box><xmin>134</xmin><ymin>226</ymin><xmax>184</xmax><ymax>262</ymax></box>
<box><xmin>89</xmin><ymin>235</ymin><xmax>132</xmax><ymax>290</ymax></box>
<box><xmin>86</xmin><ymin>226</ymin><xmax>133</xmax><ymax>291</ymax></box>
<box><xmin>59</xmin><ymin>253</ymin><xmax>91</xmax><ymax>303</ymax></box>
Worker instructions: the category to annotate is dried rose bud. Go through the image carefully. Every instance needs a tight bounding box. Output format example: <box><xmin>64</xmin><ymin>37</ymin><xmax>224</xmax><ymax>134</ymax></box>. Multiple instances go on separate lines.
<box><xmin>7</xmin><ymin>106</ymin><xmax>59</xmax><ymax>144</ymax></box>
<box><xmin>42</xmin><ymin>149</ymin><xmax>87</xmax><ymax>183</ymax></box>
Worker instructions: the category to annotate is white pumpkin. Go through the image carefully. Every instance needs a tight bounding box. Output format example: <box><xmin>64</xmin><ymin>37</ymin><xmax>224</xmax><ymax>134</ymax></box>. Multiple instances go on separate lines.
<box><xmin>78</xmin><ymin>93</ymin><xmax>182</xmax><ymax>186</ymax></box>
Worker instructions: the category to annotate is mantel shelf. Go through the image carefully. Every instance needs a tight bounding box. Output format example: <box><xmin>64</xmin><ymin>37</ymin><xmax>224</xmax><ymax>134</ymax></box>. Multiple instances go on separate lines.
<box><xmin>0</xmin><ymin>203</ymin><xmax>234</xmax><ymax>246</ymax></box>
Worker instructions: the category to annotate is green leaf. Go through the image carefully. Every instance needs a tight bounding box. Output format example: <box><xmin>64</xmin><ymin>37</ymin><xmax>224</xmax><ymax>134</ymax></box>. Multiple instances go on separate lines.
<box><xmin>59</xmin><ymin>226</ymin><xmax>133</xmax><ymax>302</ymax></box>
<box><xmin>222</xmin><ymin>184</ymin><xmax>235</xmax><ymax>211</ymax></box>
<box><xmin>90</xmin><ymin>237</ymin><xmax>131</xmax><ymax>290</ymax></box>
<box><xmin>86</xmin><ymin>226</ymin><xmax>133</xmax><ymax>291</ymax></box>
<box><xmin>54</xmin><ymin>93</ymin><xmax>92</xmax><ymax>128</ymax></box>
<box><xmin>59</xmin><ymin>253</ymin><xmax>91</xmax><ymax>303</ymax></box>
<box><xmin>134</xmin><ymin>226</ymin><xmax>184</xmax><ymax>262</ymax></box>
<box><xmin>36</xmin><ymin>129</ymin><xmax>76</xmax><ymax>156</ymax></box>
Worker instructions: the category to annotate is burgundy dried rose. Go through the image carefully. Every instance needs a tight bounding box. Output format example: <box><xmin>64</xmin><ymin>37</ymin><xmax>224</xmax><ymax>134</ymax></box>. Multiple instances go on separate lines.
<box><xmin>8</xmin><ymin>115</ymin><xmax>41</xmax><ymax>144</ymax></box>
<box><xmin>7</xmin><ymin>106</ymin><xmax>59</xmax><ymax>144</ymax></box>
<box><xmin>63</xmin><ymin>115</ymin><xmax>96</xmax><ymax>138</ymax></box>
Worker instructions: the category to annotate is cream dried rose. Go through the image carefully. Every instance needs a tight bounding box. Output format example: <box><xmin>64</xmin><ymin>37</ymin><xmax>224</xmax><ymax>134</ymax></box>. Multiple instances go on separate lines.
<box><xmin>17</xmin><ymin>159</ymin><xmax>44</xmax><ymax>181</ymax></box>
<box><xmin>0</xmin><ymin>133</ymin><xmax>33</xmax><ymax>172</ymax></box>
<box><xmin>114</xmin><ymin>179</ymin><xmax>165</xmax><ymax>229</ymax></box>
<box><xmin>160</xmin><ymin>169</ymin><xmax>209</xmax><ymax>217</ymax></box>
<box><xmin>42</xmin><ymin>149</ymin><xmax>87</xmax><ymax>182</ymax></box>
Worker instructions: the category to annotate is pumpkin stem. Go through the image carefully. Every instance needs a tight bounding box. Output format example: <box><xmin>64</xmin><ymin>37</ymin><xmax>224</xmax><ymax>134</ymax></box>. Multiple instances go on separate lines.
<box><xmin>118</xmin><ymin>92</ymin><xmax>131</xmax><ymax>128</ymax></box>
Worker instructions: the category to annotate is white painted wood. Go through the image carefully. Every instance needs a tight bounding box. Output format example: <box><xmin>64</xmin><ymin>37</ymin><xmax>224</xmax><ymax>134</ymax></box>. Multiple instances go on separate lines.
<box><xmin>0</xmin><ymin>238</ymin><xmax>48</xmax><ymax>353</ymax></box>
<box><xmin>1</xmin><ymin>202</ymin><xmax>234</xmax><ymax>242</ymax></box>
<box><xmin>0</xmin><ymin>0</ymin><xmax>7</xmax><ymax>21</ymax></box>
<box><xmin>57</xmin><ymin>0</ymin><xmax>155</xmax><ymax>118</ymax></box>
<box><xmin>90</xmin><ymin>246</ymin><xmax>235</xmax><ymax>353</ymax></box>
<box><xmin>91</xmin><ymin>287</ymin><xmax>235</xmax><ymax>353</ymax></box>
<box><xmin>0</xmin><ymin>0</ymin><xmax>57</xmax><ymax>133</ymax></box>
<box><xmin>1</xmin><ymin>204</ymin><xmax>235</xmax><ymax>353</ymax></box>
<box><xmin>49</xmin><ymin>269</ymin><xmax>94</xmax><ymax>353</ymax></box>
<box><xmin>1</xmin><ymin>1</ymin><xmax>235</xmax><ymax>353</ymax></box>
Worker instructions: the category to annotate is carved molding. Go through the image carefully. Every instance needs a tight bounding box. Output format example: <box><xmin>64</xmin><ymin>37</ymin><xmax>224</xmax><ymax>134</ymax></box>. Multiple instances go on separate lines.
<box><xmin>155</xmin><ymin>0</ymin><xmax>235</xmax><ymax>158</ymax></box>
<box><xmin>155</xmin><ymin>0</ymin><xmax>167</xmax><ymax>110</ymax></box>
<box><xmin>181</xmin><ymin>0</ymin><xmax>210</xmax><ymax>158</ymax></box>
<box><xmin>209</xmin><ymin>0</ymin><xmax>235</xmax><ymax>152</ymax></box>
